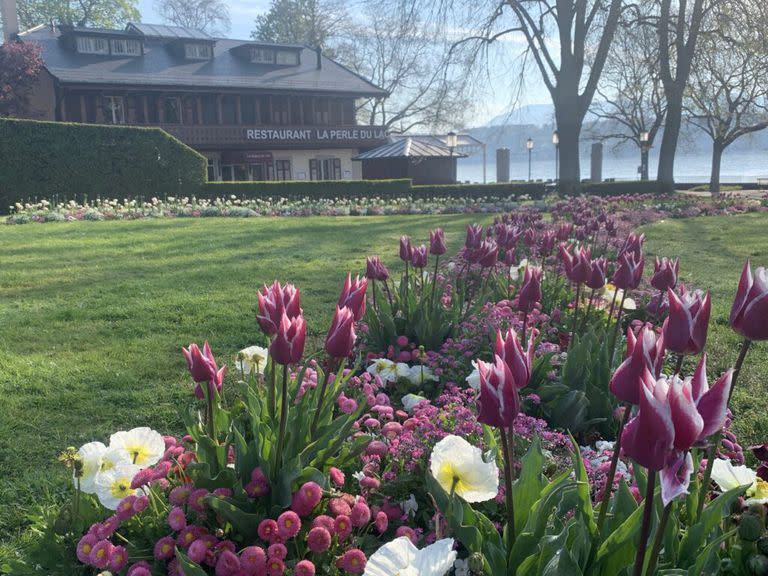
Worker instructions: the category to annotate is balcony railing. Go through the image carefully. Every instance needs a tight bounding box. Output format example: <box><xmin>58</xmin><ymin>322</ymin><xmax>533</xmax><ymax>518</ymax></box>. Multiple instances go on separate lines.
<box><xmin>157</xmin><ymin>124</ymin><xmax>388</xmax><ymax>149</ymax></box>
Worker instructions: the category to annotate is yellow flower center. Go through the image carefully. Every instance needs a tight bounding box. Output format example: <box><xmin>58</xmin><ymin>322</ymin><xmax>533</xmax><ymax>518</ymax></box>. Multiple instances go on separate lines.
<box><xmin>110</xmin><ymin>478</ymin><xmax>134</xmax><ymax>500</ymax></box>
<box><xmin>100</xmin><ymin>459</ymin><xmax>115</xmax><ymax>472</ymax></box>
<box><xmin>437</xmin><ymin>462</ymin><xmax>470</xmax><ymax>496</ymax></box>
<box><xmin>749</xmin><ymin>479</ymin><xmax>768</xmax><ymax>499</ymax></box>
<box><xmin>125</xmin><ymin>443</ymin><xmax>153</xmax><ymax>466</ymax></box>
<box><xmin>82</xmin><ymin>544</ymin><xmax>92</xmax><ymax>554</ymax></box>
<box><xmin>163</xmin><ymin>543</ymin><xmax>172</xmax><ymax>554</ymax></box>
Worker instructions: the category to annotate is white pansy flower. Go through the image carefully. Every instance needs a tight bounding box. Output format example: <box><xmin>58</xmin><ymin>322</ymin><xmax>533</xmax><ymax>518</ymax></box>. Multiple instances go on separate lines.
<box><xmin>711</xmin><ymin>459</ymin><xmax>768</xmax><ymax>506</ymax></box>
<box><xmin>465</xmin><ymin>361</ymin><xmax>480</xmax><ymax>390</ymax></box>
<box><xmin>367</xmin><ymin>358</ymin><xmax>398</xmax><ymax>382</ymax></box>
<box><xmin>237</xmin><ymin>345</ymin><xmax>269</xmax><ymax>376</ymax></box>
<box><xmin>430</xmin><ymin>435</ymin><xmax>499</xmax><ymax>503</ymax></box>
<box><xmin>364</xmin><ymin>537</ymin><xmax>457</xmax><ymax>576</ymax></box>
<box><xmin>401</xmin><ymin>394</ymin><xmax>428</xmax><ymax>413</ymax></box>
<box><xmin>395</xmin><ymin>363</ymin><xmax>412</xmax><ymax>379</ymax></box>
<box><xmin>408</xmin><ymin>365</ymin><xmax>438</xmax><ymax>385</ymax></box>
<box><xmin>95</xmin><ymin>463</ymin><xmax>141</xmax><ymax>510</ymax></box>
<box><xmin>400</xmin><ymin>494</ymin><xmax>418</xmax><ymax>517</ymax></box>
<box><xmin>76</xmin><ymin>441</ymin><xmax>107</xmax><ymax>494</ymax></box>
<box><xmin>109</xmin><ymin>427</ymin><xmax>165</xmax><ymax>467</ymax></box>
<box><xmin>352</xmin><ymin>471</ymin><xmax>366</xmax><ymax>482</ymax></box>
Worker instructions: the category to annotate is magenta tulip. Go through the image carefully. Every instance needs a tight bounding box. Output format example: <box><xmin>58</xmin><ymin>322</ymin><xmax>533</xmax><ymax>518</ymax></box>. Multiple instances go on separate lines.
<box><xmin>651</xmin><ymin>257</ymin><xmax>680</xmax><ymax>291</ymax></box>
<box><xmin>729</xmin><ymin>260</ymin><xmax>768</xmax><ymax>341</ymax></box>
<box><xmin>476</xmin><ymin>239</ymin><xmax>498</xmax><ymax>268</ymax></box>
<box><xmin>523</xmin><ymin>228</ymin><xmax>536</xmax><ymax>247</ymax></box>
<box><xmin>660</xmin><ymin>451</ymin><xmax>694</xmax><ymax>506</ymax></box>
<box><xmin>410</xmin><ymin>245</ymin><xmax>429</xmax><ymax>269</ymax></box>
<box><xmin>585</xmin><ymin>257</ymin><xmax>607</xmax><ymax>290</ymax></box>
<box><xmin>540</xmin><ymin>230</ymin><xmax>556</xmax><ymax>255</ymax></box>
<box><xmin>476</xmin><ymin>355</ymin><xmax>520</xmax><ymax>429</ymax></box>
<box><xmin>618</xmin><ymin>232</ymin><xmax>645</xmax><ymax>259</ymax></box>
<box><xmin>365</xmin><ymin>256</ymin><xmax>389</xmax><ymax>281</ymax></box>
<box><xmin>667</xmin><ymin>377</ymin><xmax>704</xmax><ymax>452</ymax></box>
<box><xmin>257</xmin><ymin>281</ymin><xmax>301</xmax><ymax>335</ymax></box>
<box><xmin>517</xmin><ymin>266</ymin><xmax>542</xmax><ymax>313</ymax></box>
<box><xmin>621</xmin><ymin>368</ymin><xmax>675</xmax><ymax>471</ymax></box>
<box><xmin>610</xmin><ymin>326</ymin><xmax>665</xmax><ymax>405</ymax></box>
<box><xmin>555</xmin><ymin>222</ymin><xmax>573</xmax><ymax>241</ymax></box>
<box><xmin>337</xmin><ymin>273</ymin><xmax>367</xmax><ymax>321</ymax></box>
<box><xmin>270</xmin><ymin>313</ymin><xmax>307</xmax><ymax>365</ymax></box>
<box><xmin>494</xmin><ymin>328</ymin><xmax>534</xmax><ymax>389</ymax></box>
<box><xmin>182</xmin><ymin>342</ymin><xmax>227</xmax><ymax>399</ymax></box>
<box><xmin>325</xmin><ymin>306</ymin><xmax>357</xmax><ymax>359</ymax></box>
<box><xmin>399</xmin><ymin>235</ymin><xmax>412</xmax><ymax>263</ymax></box>
<box><xmin>688</xmin><ymin>354</ymin><xmax>733</xmax><ymax>440</ymax></box>
<box><xmin>611</xmin><ymin>251</ymin><xmax>644</xmax><ymax>291</ymax></box>
<box><xmin>504</xmin><ymin>247</ymin><xmax>517</xmax><ymax>267</ymax></box>
<box><xmin>429</xmin><ymin>228</ymin><xmax>447</xmax><ymax>256</ymax></box>
<box><xmin>465</xmin><ymin>224</ymin><xmax>483</xmax><ymax>251</ymax></box>
<box><xmin>663</xmin><ymin>288</ymin><xmax>711</xmax><ymax>355</ymax></box>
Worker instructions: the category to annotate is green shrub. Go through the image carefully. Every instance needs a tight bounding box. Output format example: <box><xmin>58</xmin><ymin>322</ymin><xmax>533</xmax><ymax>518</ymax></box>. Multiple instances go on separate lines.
<box><xmin>201</xmin><ymin>179</ymin><xmax>413</xmax><ymax>200</ymax></box>
<box><xmin>412</xmin><ymin>181</ymin><xmax>546</xmax><ymax>199</ymax></box>
<box><xmin>579</xmin><ymin>180</ymin><xmax>665</xmax><ymax>196</ymax></box>
<box><xmin>0</xmin><ymin>118</ymin><xmax>206</xmax><ymax>213</ymax></box>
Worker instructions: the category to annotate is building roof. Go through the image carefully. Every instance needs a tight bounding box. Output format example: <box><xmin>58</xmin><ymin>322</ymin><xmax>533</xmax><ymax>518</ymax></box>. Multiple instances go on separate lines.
<box><xmin>352</xmin><ymin>137</ymin><xmax>468</xmax><ymax>160</ymax></box>
<box><xmin>18</xmin><ymin>24</ymin><xmax>387</xmax><ymax>97</ymax></box>
<box><xmin>126</xmin><ymin>23</ymin><xmax>212</xmax><ymax>40</ymax></box>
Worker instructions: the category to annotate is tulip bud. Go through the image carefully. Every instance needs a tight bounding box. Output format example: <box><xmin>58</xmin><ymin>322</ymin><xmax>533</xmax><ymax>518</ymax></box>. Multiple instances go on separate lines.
<box><xmin>325</xmin><ymin>307</ymin><xmax>356</xmax><ymax>359</ymax></box>
<box><xmin>667</xmin><ymin>377</ymin><xmax>704</xmax><ymax>451</ymax></box>
<box><xmin>586</xmin><ymin>257</ymin><xmax>607</xmax><ymax>290</ymax></box>
<box><xmin>618</xmin><ymin>233</ymin><xmax>645</xmax><ymax>259</ymax></box>
<box><xmin>270</xmin><ymin>313</ymin><xmax>307</xmax><ymax>365</ymax></box>
<box><xmin>494</xmin><ymin>328</ymin><xmax>534</xmax><ymax>389</ymax></box>
<box><xmin>257</xmin><ymin>281</ymin><xmax>301</xmax><ymax>335</ymax></box>
<box><xmin>338</xmin><ymin>273</ymin><xmax>367</xmax><ymax>321</ymax></box>
<box><xmin>476</xmin><ymin>239</ymin><xmax>498</xmax><ymax>268</ymax></box>
<box><xmin>540</xmin><ymin>230</ymin><xmax>556</xmax><ymax>255</ymax></box>
<box><xmin>517</xmin><ymin>266</ymin><xmax>542</xmax><ymax>313</ymax></box>
<box><xmin>730</xmin><ymin>261</ymin><xmax>768</xmax><ymax>341</ymax></box>
<box><xmin>621</xmin><ymin>372</ymin><xmax>675</xmax><ymax>471</ymax></box>
<box><xmin>612</xmin><ymin>252</ymin><xmax>644</xmax><ymax>291</ymax></box>
<box><xmin>399</xmin><ymin>236</ymin><xmax>412</xmax><ymax>263</ymax></box>
<box><xmin>523</xmin><ymin>228</ymin><xmax>536</xmax><ymax>247</ymax></box>
<box><xmin>366</xmin><ymin>256</ymin><xmax>389</xmax><ymax>281</ymax></box>
<box><xmin>429</xmin><ymin>228</ymin><xmax>446</xmax><ymax>256</ymax></box>
<box><xmin>651</xmin><ymin>257</ymin><xmax>680</xmax><ymax>291</ymax></box>
<box><xmin>610</xmin><ymin>326</ymin><xmax>665</xmax><ymax>404</ymax></box>
<box><xmin>504</xmin><ymin>248</ymin><xmax>517</xmax><ymax>267</ymax></box>
<box><xmin>465</xmin><ymin>224</ymin><xmax>483</xmax><ymax>251</ymax></box>
<box><xmin>663</xmin><ymin>287</ymin><xmax>711</xmax><ymax>355</ymax></box>
<box><xmin>476</xmin><ymin>355</ymin><xmax>519</xmax><ymax>428</ymax></box>
<box><xmin>410</xmin><ymin>245</ymin><xmax>428</xmax><ymax>269</ymax></box>
<box><xmin>182</xmin><ymin>342</ymin><xmax>227</xmax><ymax>399</ymax></box>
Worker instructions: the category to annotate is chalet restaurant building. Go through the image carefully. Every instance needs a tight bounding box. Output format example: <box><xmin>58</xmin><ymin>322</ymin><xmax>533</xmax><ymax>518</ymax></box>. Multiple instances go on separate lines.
<box><xmin>15</xmin><ymin>22</ymin><xmax>389</xmax><ymax>182</ymax></box>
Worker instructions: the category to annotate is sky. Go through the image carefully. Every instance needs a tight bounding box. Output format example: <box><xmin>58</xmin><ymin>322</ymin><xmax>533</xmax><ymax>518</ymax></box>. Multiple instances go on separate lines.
<box><xmin>135</xmin><ymin>0</ymin><xmax>552</xmax><ymax>127</ymax></box>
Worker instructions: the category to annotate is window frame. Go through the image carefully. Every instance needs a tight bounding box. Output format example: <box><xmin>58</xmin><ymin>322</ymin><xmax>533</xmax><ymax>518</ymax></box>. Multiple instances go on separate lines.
<box><xmin>110</xmin><ymin>38</ymin><xmax>142</xmax><ymax>56</ymax></box>
<box><xmin>104</xmin><ymin>95</ymin><xmax>126</xmax><ymax>125</ymax></box>
<box><xmin>76</xmin><ymin>36</ymin><xmax>109</xmax><ymax>55</ymax></box>
<box><xmin>275</xmin><ymin>159</ymin><xmax>292</xmax><ymax>181</ymax></box>
<box><xmin>185</xmin><ymin>43</ymin><xmax>213</xmax><ymax>60</ymax></box>
<box><xmin>162</xmin><ymin>96</ymin><xmax>183</xmax><ymax>125</ymax></box>
<box><xmin>251</xmin><ymin>47</ymin><xmax>276</xmax><ymax>64</ymax></box>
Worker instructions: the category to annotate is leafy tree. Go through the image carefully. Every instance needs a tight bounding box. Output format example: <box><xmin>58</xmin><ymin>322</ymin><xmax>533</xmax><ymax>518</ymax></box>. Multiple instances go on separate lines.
<box><xmin>17</xmin><ymin>0</ymin><xmax>139</xmax><ymax>29</ymax></box>
<box><xmin>0</xmin><ymin>40</ymin><xmax>43</xmax><ymax>116</ymax></box>
<box><xmin>252</xmin><ymin>0</ymin><xmax>346</xmax><ymax>51</ymax></box>
<box><xmin>155</xmin><ymin>0</ymin><xmax>230</xmax><ymax>35</ymax></box>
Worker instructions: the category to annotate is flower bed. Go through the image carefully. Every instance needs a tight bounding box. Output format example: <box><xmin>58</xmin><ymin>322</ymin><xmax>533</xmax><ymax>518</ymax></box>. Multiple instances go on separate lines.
<box><xmin>17</xmin><ymin>195</ymin><xmax>768</xmax><ymax>576</ymax></box>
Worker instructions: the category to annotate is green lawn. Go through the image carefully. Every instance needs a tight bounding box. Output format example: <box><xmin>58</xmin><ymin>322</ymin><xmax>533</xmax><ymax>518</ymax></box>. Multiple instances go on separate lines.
<box><xmin>0</xmin><ymin>214</ymin><xmax>494</xmax><ymax>553</ymax></box>
<box><xmin>2</xmin><ymin>211</ymin><xmax>767</xmax><ymax>562</ymax></box>
<box><xmin>640</xmin><ymin>212</ymin><xmax>768</xmax><ymax>451</ymax></box>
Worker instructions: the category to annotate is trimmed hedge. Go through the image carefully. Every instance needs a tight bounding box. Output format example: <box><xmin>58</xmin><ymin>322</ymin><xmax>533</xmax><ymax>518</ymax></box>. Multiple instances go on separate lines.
<box><xmin>203</xmin><ymin>180</ymin><xmax>545</xmax><ymax>201</ymax></box>
<box><xmin>0</xmin><ymin>118</ymin><xmax>206</xmax><ymax>212</ymax></box>
<box><xmin>412</xmin><ymin>182</ymin><xmax>545</xmax><ymax>200</ymax></box>
<box><xmin>579</xmin><ymin>180</ymin><xmax>666</xmax><ymax>196</ymax></box>
<box><xmin>201</xmin><ymin>179</ymin><xmax>412</xmax><ymax>200</ymax></box>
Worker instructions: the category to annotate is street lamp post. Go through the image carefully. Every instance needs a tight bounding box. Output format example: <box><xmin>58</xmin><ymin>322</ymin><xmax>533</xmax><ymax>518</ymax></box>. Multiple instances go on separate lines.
<box><xmin>446</xmin><ymin>131</ymin><xmax>458</xmax><ymax>183</ymax></box>
<box><xmin>552</xmin><ymin>131</ymin><xmax>559</xmax><ymax>183</ymax></box>
<box><xmin>526</xmin><ymin>137</ymin><xmax>534</xmax><ymax>181</ymax></box>
<box><xmin>640</xmin><ymin>131</ymin><xmax>650</xmax><ymax>181</ymax></box>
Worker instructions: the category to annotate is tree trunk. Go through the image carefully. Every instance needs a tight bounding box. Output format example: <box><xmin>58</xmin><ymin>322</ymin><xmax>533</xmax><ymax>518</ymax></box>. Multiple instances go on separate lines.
<box><xmin>710</xmin><ymin>140</ymin><xmax>724</xmax><ymax>196</ymax></box>
<box><xmin>656</xmin><ymin>90</ymin><xmax>682</xmax><ymax>192</ymax></box>
<box><xmin>555</xmin><ymin>103</ymin><xmax>583</xmax><ymax>195</ymax></box>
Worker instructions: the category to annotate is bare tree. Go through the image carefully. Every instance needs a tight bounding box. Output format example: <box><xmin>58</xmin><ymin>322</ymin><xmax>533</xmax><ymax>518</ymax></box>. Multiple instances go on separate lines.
<box><xmin>155</xmin><ymin>0</ymin><xmax>230</xmax><ymax>35</ymax></box>
<box><xmin>335</xmin><ymin>1</ymin><xmax>472</xmax><ymax>133</ymax></box>
<box><xmin>252</xmin><ymin>0</ymin><xmax>347</xmax><ymax>54</ymax></box>
<box><xmin>684</xmin><ymin>0</ymin><xmax>768</xmax><ymax>195</ymax></box>
<box><xmin>591</xmin><ymin>2</ymin><xmax>666</xmax><ymax>154</ymax></box>
<box><xmin>450</xmin><ymin>0</ymin><xmax>623</xmax><ymax>193</ymax></box>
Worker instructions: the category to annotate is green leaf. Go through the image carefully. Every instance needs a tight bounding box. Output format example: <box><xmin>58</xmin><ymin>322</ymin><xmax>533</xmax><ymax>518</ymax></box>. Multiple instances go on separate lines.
<box><xmin>686</xmin><ymin>528</ymin><xmax>737</xmax><ymax>575</ymax></box>
<box><xmin>569</xmin><ymin>434</ymin><xmax>598</xmax><ymax>539</ymax></box>
<box><xmin>175</xmin><ymin>549</ymin><xmax>208</xmax><ymax>576</ymax></box>
<box><xmin>204</xmin><ymin>495</ymin><xmax>262</xmax><ymax>541</ymax></box>
<box><xmin>593</xmin><ymin>499</ymin><xmax>646</xmax><ymax>574</ymax></box>
<box><xmin>512</xmin><ymin>436</ymin><xmax>547</xmax><ymax>535</ymax></box>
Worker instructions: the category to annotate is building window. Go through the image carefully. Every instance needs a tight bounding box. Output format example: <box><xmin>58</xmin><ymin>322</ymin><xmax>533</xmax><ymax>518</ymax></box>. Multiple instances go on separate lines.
<box><xmin>314</xmin><ymin>98</ymin><xmax>330</xmax><ymax>125</ymax></box>
<box><xmin>76</xmin><ymin>36</ymin><xmax>109</xmax><ymax>55</ymax></box>
<box><xmin>104</xmin><ymin>96</ymin><xmax>125</xmax><ymax>124</ymax></box>
<box><xmin>201</xmin><ymin>95</ymin><xmax>218</xmax><ymax>125</ymax></box>
<box><xmin>251</xmin><ymin>47</ymin><xmax>275</xmax><ymax>64</ymax></box>
<box><xmin>163</xmin><ymin>97</ymin><xmax>182</xmax><ymax>124</ymax></box>
<box><xmin>309</xmin><ymin>158</ymin><xmax>342</xmax><ymax>180</ymax></box>
<box><xmin>110</xmin><ymin>39</ymin><xmax>142</xmax><ymax>56</ymax></box>
<box><xmin>221</xmin><ymin>95</ymin><xmax>237</xmax><ymax>124</ymax></box>
<box><xmin>207</xmin><ymin>158</ymin><xmax>220</xmax><ymax>181</ymax></box>
<box><xmin>271</xmin><ymin>98</ymin><xmax>290</xmax><ymax>125</ymax></box>
<box><xmin>185</xmin><ymin>43</ymin><xmax>212</xmax><ymax>59</ymax></box>
<box><xmin>275</xmin><ymin>159</ymin><xmax>292</xmax><ymax>181</ymax></box>
<box><xmin>276</xmin><ymin>50</ymin><xmax>299</xmax><ymax>65</ymax></box>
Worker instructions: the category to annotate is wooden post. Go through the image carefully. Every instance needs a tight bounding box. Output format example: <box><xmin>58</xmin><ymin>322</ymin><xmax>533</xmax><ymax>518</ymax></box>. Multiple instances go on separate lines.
<box><xmin>143</xmin><ymin>96</ymin><xmax>149</xmax><ymax>124</ymax></box>
<box><xmin>216</xmin><ymin>95</ymin><xmax>222</xmax><ymax>124</ymax></box>
<box><xmin>196</xmin><ymin>96</ymin><xmax>203</xmax><ymax>124</ymax></box>
<box><xmin>235</xmin><ymin>95</ymin><xmax>242</xmax><ymax>125</ymax></box>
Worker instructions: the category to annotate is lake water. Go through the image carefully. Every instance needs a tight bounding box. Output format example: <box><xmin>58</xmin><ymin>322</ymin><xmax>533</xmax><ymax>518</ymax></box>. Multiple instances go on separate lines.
<box><xmin>457</xmin><ymin>149</ymin><xmax>768</xmax><ymax>184</ymax></box>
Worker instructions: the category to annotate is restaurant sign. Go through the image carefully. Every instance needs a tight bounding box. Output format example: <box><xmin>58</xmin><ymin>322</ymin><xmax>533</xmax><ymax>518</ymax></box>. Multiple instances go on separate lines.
<box><xmin>245</xmin><ymin>127</ymin><xmax>387</xmax><ymax>143</ymax></box>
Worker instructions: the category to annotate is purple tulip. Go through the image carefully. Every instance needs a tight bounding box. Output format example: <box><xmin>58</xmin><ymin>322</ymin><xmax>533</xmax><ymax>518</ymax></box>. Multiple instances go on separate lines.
<box><xmin>399</xmin><ymin>235</ymin><xmax>412</xmax><ymax>263</ymax></box>
<box><xmin>729</xmin><ymin>260</ymin><xmax>768</xmax><ymax>341</ymax></box>
<box><xmin>476</xmin><ymin>355</ymin><xmax>520</xmax><ymax>429</ymax></box>
<box><xmin>365</xmin><ymin>256</ymin><xmax>389</xmax><ymax>281</ymax></box>
<box><xmin>182</xmin><ymin>342</ymin><xmax>227</xmax><ymax>400</ymax></box>
<box><xmin>540</xmin><ymin>230</ymin><xmax>556</xmax><ymax>255</ymax></box>
<box><xmin>325</xmin><ymin>306</ymin><xmax>357</xmax><ymax>359</ymax></box>
<box><xmin>429</xmin><ymin>228</ymin><xmax>446</xmax><ymax>256</ymax></box>
<box><xmin>517</xmin><ymin>266</ymin><xmax>542</xmax><ymax>313</ymax></box>
<box><xmin>610</xmin><ymin>326</ymin><xmax>665</xmax><ymax>405</ymax></box>
<box><xmin>611</xmin><ymin>251</ymin><xmax>645</xmax><ymax>291</ymax></box>
<box><xmin>618</xmin><ymin>232</ymin><xmax>645</xmax><ymax>259</ymax></box>
<box><xmin>410</xmin><ymin>245</ymin><xmax>429</xmax><ymax>269</ymax></box>
<box><xmin>585</xmin><ymin>257</ymin><xmax>607</xmax><ymax>290</ymax></box>
<box><xmin>476</xmin><ymin>239</ymin><xmax>498</xmax><ymax>268</ymax></box>
<box><xmin>465</xmin><ymin>223</ymin><xmax>484</xmax><ymax>251</ymax></box>
<box><xmin>494</xmin><ymin>328</ymin><xmax>534</xmax><ymax>389</ymax></box>
<box><xmin>337</xmin><ymin>274</ymin><xmax>367</xmax><ymax>321</ymax></box>
<box><xmin>523</xmin><ymin>228</ymin><xmax>536</xmax><ymax>247</ymax></box>
<box><xmin>269</xmin><ymin>313</ymin><xmax>307</xmax><ymax>365</ymax></box>
<box><xmin>257</xmin><ymin>281</ymin><xmax>301</xmax><ymax>336</ymax></box>
<box><xmin>689</xmin><ymin>354</ymin><xmax>733</xmax><ymax>440</ymax></box>
<box><xmin>663</xmin><ymin>287</ymin><xmax>711</xmax><ymax>355</ymax></box>
<box><xmin>651</xmin><ymin>257</ymin><xmax>680</xmax><ymax>291</ymax></box>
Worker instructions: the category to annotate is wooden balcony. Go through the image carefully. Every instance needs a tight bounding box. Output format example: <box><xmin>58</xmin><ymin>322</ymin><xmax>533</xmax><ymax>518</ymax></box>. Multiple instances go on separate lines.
<box><xmin>157</xmin><ymin>123</ymin><xmax>388</xmax><ymax>150</ymax></box>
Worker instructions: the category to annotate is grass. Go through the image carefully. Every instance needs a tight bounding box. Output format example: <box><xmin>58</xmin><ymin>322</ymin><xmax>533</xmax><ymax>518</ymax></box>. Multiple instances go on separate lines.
<box><xmin>640</xmin><ymin>212</ymin><xmax>768</xmax><ymax>451</ymax></box>
<box><xmin>0</xmin><ymin>214</ymin><xmax>494</xmax><ymax>558</ymax></box>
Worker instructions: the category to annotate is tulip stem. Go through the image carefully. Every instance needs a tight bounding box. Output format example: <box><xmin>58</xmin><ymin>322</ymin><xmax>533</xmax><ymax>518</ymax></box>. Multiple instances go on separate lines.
<box><xmin>582</xmin><ymin>288</ymin><xmax>596</xmax><ymax>332</ymax></box>
<box><xmin>611</xmin><ymin>290</ymin><xmax>628</xmax><ymax>353</ymax></box>
<box><xmin>646</xmin><ymin>502</ymin><xmax>673</xmax><ymax>576</ymax></box>
<box><xmin>275</xmin><ymin>365</ymin><xmax>289</xmax><ymax>474</ymax></box>
<box><xmin>587</xmin><ymin>404</ymin><xmax>631</xmax><ymax>573</ymax></box>
<box><xmin>569</xmin><ymin>283</ymin><xmax>582</xmax><ymax>350</ymax></box>
<box><xmin>372</xmin><ymin>279</ymin><xmax>377</xmax><ymax>311</ymax></box>
<box><xmin>431</xmin><ymin>255</ymin><xmax>440</xmax><ymax>311</ymax></box>
<box><xmin>696</xmin><ymin>338</ymin><xmax>752</xmax><ymax>521</ymax></box>
<box><xmin>500</xmin><ymin>427</ymin><xmax>516</xmax><ymax>548</ymax></box>
<box><xmin>310</xmin><ymin>358</ymin><xmax>339</xmax><ymax>439</ymax></box>
<box><xmin>268</xmin><ymin>361</ymin><xmax>277</xmax><ymax>422</ymax></box>
<box><xmin>206</xmin><ymin>381</ymin><xmax>216</xmax><ymax>441</ymax></box>
<box><xmin>673</xmin><ymin>354</ymin><xmax>684</xmax><ymax>378</ymax></box>
<box><xmin>605</xmin><ymin>288</ymin><xmax>619</xmax><ymax>334</ymax></box>
<box><xmin>521</xmin><ymin>312</ymin><xmax>529</xmax><ymax>349</ymax></box>
<box><xmin>632</xmin><ymin>471</ymin><xmax>656</xmax><ymax>576</ymax></box>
